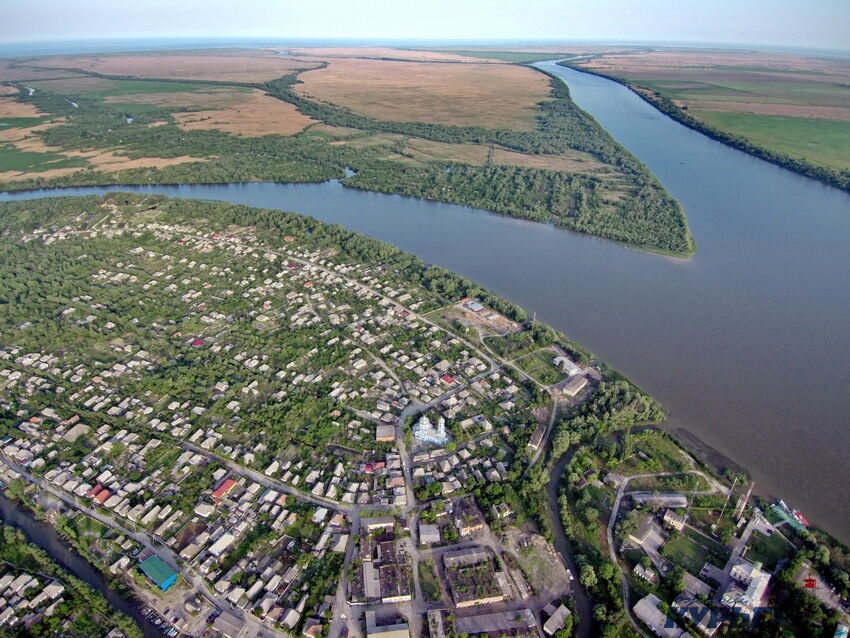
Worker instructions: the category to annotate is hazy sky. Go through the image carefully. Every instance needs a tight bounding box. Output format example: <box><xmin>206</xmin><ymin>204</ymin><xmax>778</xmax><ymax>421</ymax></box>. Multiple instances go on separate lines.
<box><xmin>3</xmin><ymin>0</ymin><xmax>848</xmax><ymax>51</ymax></box>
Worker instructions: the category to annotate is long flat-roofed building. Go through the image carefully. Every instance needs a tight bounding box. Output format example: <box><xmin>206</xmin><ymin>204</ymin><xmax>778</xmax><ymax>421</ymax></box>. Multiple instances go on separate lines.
<box><xmin>454</xmin><ymin>608</ymin><xmax>538</xmax><ymax>637</ymax></box>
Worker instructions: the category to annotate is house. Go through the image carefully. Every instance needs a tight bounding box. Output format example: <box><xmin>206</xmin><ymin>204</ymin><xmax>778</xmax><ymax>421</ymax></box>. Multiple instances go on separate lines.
<box><xmin>453</xmin><ymin>497</ymin><xmax>484</xmax><ymax>536</ymax></box>
<box><xmin>366</xmin><ymin>612</ymin><xmax>410</xmax><ymax>638</ymax></box>
<box><xmin>543</xmin><ymin>603</ymin><xmax>572</xmax><ymax>635</ymax></box>
<box><xmin>419</xmin><ymin>523</ymin><xmax>440</xmax><ymax>545</ymax></box>
<box><xmin>443</xmin><ymin>547</ymin><xmax>503</xmax><ymax>608</ymax></box>
<box><xmin>663</xmin><ymin>509</ymin><xmax>687</xmax><ymax>531</ymax></box>
<box><xmin>379</xmin><ymin>564</ymin><xmax>412</xmax><ymax>603</ymax></box>
<box><xmin>628</xmin><ymin>516</ymin><xmax>656</xmax><ymax>546</ymax></box>
<box><xmin>375</xmin><ymin>424</ymin><xmax>395</xmax><ymax>442</ymax></box>
<box><xmin>672</xmin><ymin>594</ymin><xmax>722</xmax><ymax>636</ymax></box>
<box><xmin>212</xmin><ymin>477</ymin><xmax>237</xmax><ymax>502</ymax></box>
<box><xmin>139</xmin><ymin>554</ymin><xmax>177</xmax><ymax>592</ymax></box>
<box><xmin>426</xmin><ymin>611</ymin><xmax>448</xmax><ymax>638</ymax></box>
<box><xmin>561</xmin><ymin>375</ymin><xmax>588</xmax><ymax>397</ymax></box>
<box><xmin>634</xmin><ymin>563</ymin><xmax>659</xmax><ymax>584</ymax></box>
<box><xmin>721</xmin><ymin>560</ymin><xmax>771</xmax><ymax>621</ymax></box>
<box><xmin>212</xmin><ymin>612</ymin><xmax>243</xmax><ymax>638</ymax></box>
<box><xmin>631</xmin><ymin>492</ymin><xmax>689</xmax><ymax>509</ymax></box>
<box><xmin>362</xmin><ymin>516</ymin><xmax>395</xmax><ymax>532</ymax></box>
<box><xmin>528</xmin><ymin>423</ymin><xmax>546</xmax><ymax>451</ymax></box>
<box><xmin>303</xmin><ymin>618</ymin><xmax>323</xmax><ymax>637</ymax></box>
<box><xmin>633</xmin><ymin>594</ymin><xmax>690</xmax><ymax>637</ymax></box>
<box><xmin>209</xmin><ymin>533</ymin><xmax>236</xmax><ymax>557</ymax></box>
<box><xmin>553</xmin><ymin>356</ymin><xmax>581</xmax><ymax>377</ymax></box>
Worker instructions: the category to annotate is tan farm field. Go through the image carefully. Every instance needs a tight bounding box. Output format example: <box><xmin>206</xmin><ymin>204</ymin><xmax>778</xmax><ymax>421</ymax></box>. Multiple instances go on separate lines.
<box><xmin>293</xmin><ymin>58</ymin><xmax>552</xmax><ymax>130</ymax></box>
<box><xmin>24</xmin><ymin>51</ymin><xmax>320</xmax><ymax>83</ymax></box>
<box><xmin>170</xmin><ymin>89</ymin><xmax>316</xmax><ymax>136</ymax></box>
<box><xmin>282</xmin><ymin>46</ymin><xmax>503</xmax><ymax>63</ymax></box>
<box><xmin>0</xmin><ymin>125</ymin><xmax>205</xmax><ymax>183</ymax></box>
<box><xmin>400</xmin><ymin>137</ymin><xmax>606</xmax><ymax>173</ymax></box>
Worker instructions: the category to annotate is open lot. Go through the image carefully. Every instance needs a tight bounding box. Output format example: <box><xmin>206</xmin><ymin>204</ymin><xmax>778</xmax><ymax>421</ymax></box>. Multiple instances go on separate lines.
<box><xmin>515</xmin><ymin>349</ymin><xmax>566</xmax><ymax>385</ymax></box>
<box><xmin>745</xmin><ymin>529</ymin><xmax>795</xmax><ymax>571</ymax></box>
<box><xmin>663</xmin><ymin>527</ymin><xmax>731</xmax><ymax>574</ymax></box>
<box><xmin>576</xmin><ymin>49</ymin><xmax>850</xmax><ymax>170</ymax></box>
<box><xmin>293</xmin><ymin>57</ymin><xmax>552</xmax><ymax>130</ymax></box>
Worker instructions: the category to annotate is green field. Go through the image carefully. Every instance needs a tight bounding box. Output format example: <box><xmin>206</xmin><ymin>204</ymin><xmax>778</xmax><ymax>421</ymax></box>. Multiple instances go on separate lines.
<box><xmin>663</xmin><ymin>527</ymin><xmax>731</xmax><ymax>574</ymax></box>
<box><xmin>515</xmin><ymin>349</ymin><xmax>565</xmax><ymax>385</ymax></box>
<box><xmin>617</xmin><ymin>431</ymin><xmax>688</xmax><ymax>475</ymax></box>
<box><xmin>641</xmin><ymin>78</ymin><xmax>850</xmax><ymax>108</ymax></box>
<box><xmin>418</xmin><ymin>559</ymin><xmax>442</xmax><ymax>601</ymax></box>
<box><xmin>695</xmin><ymin>111</ymin><xmax>850</xmax><ymax>171</ymax></box>
<box><xmin>745</xmin><ymin>530</ymin><xmax>795</xmax><ymax>571</ymax></box>
<box><xmin>0</xmin><ymin>144</ymin><xmax>87</xmax><ymax>172</ymax></box>
<box><xmin>29</xmin><ymin>78</ymin><xmax>243</xmax><ymax>100</ymax></box>
<box><xmin>0</xmin><ymin>116</ymin><xmax>50</xmax><ymax>129</ymax></box>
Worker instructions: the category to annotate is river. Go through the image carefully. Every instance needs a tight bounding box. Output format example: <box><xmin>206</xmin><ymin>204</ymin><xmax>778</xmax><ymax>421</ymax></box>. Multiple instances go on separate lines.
<box><xmin>0</xmin><ymin>493</ymin><xmax>162</xmax><ymax>636</ymax></box>
<box><xmin>1</xmin><ymin>62</ymin><xmax>849</xmax><ymax>542</ymax></box>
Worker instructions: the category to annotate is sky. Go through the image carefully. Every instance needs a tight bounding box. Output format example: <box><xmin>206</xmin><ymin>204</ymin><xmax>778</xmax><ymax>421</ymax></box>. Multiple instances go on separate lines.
<box><xmin>2</xmin><ymin>0</ymin><xmax>849</xmax><ymax>51</ymax></box>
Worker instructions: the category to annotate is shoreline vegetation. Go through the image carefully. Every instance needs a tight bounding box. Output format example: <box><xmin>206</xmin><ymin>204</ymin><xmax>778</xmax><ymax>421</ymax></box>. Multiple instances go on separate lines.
<box><xmin>557</xmin><ymin>60</ymin><xmax>850</xmax><ymax>193</ymax></box>
<box><xmin>3</xmin><ymin>192</ymin><xmax>848</xmax><ymax>637</ymax></box>
<box><xmin>0</xmin><ymin>53</ymin><xmax>694</xmax><ymax>256</ymax></box>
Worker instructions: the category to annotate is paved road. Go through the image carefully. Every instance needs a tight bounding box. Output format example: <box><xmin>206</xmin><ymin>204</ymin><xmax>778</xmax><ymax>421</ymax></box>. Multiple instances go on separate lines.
<box><xmin>180</xmin><ymin>442</ymin><xmax>356</xmax><ymax>514</ymax></box>
<box><xmin>0</xmin><ymin>453</ymin><xmax>287</xmax><ymax>638</ymax></box>
<box><xmin>328</xmin><ymin>513</ymin><xmax>360</xmax><ymax>638</ymax></box>
<box><xmin>606</xmin><ymin>470</ymin><xmax>722</xmax><ymax>637</ymax></box>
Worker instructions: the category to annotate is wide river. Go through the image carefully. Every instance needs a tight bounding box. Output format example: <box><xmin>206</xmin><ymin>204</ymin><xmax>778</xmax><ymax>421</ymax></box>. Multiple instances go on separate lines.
<box><xmin>2</xmin><ymin>62</ymin><xmax>849</xmax><ymax>541</ymax></box>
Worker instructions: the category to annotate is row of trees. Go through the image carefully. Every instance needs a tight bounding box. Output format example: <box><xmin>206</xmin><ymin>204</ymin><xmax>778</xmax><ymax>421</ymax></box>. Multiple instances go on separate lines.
<box><xmin>560</xmin><ymin>61</ymin><xmax>850</xmax><ymax>193</ymax></box>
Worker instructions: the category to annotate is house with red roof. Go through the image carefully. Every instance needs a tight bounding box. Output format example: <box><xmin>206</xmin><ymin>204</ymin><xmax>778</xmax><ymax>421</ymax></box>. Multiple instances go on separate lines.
<box><xmin>212</xmin><ymin>478</ymin><xmax>237</xmax><ymax>503</ymax></box>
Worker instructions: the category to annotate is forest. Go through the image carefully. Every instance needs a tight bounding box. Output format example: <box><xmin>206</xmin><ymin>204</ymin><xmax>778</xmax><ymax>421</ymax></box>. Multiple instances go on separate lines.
<box><xmin>1</xmin><ymin>59</ymin><xmax>694</xmax><ymax>255</ymax></box>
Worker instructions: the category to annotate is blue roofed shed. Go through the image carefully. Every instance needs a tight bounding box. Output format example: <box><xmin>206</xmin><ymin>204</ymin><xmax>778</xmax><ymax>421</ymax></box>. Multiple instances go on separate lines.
<box><xmin>139</xmin><ymin>554</ymin><xmax>177</xmax><ymax>591</ymax></box>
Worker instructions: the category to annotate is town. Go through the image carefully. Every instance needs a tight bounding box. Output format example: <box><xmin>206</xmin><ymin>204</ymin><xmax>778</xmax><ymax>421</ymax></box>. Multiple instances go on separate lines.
<box><xmin>0</xmin><ymin>194</ymin><xmax>847</xmax><ymax>638</ymax></box>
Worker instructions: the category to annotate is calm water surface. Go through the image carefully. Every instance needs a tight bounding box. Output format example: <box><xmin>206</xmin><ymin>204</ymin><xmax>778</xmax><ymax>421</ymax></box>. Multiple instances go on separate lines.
<box><xmin>2</xmin><ymin>63</ymin><xmax>849</xmax><ymax>541</ymax></box>
<box><xmin>0</xmin><ymin>493</ymin><xmax>160</xmax><ymax>636</ymax></box>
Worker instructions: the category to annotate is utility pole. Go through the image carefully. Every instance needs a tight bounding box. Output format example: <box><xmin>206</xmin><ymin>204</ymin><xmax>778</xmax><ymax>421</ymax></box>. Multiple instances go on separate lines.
<box><xmin>713</xmin><ymin>474</ymin><xmax>739</xmax><ymax>533</ymax></box>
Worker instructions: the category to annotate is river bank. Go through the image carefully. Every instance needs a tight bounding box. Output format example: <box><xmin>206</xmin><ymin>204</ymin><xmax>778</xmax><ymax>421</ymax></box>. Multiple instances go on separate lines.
<box><xmin>0</xmin><ymin>491</ymin><xmax>161</xmax><ymax>637</ymax></box>
<box><xmin>554</xmin><ymin>60</ymin><xmax>850</xmax><ymax>193</ymax></box>
<box><xmin>2</xmin><ymin>58</ymin><xmax>849</xmax><ymax>544</ymax></box>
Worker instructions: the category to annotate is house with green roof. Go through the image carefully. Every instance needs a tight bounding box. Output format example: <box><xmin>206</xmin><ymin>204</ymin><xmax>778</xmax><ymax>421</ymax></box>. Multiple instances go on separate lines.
<box><xmin>139</xmin><ymin>554</ymin><xmax>177</xmax><ymax>591</ymax></box>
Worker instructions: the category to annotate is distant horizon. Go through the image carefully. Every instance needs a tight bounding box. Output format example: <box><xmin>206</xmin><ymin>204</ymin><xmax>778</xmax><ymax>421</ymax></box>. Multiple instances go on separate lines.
<box><xmin>3</xmin><ymin>0</ymin><xmax>848</xmax><ymax>55</ymax></box>
<box><xmin>2</xmin><ymin>36</ymin><xmax>849</xmax><ymax>60</ymax></box>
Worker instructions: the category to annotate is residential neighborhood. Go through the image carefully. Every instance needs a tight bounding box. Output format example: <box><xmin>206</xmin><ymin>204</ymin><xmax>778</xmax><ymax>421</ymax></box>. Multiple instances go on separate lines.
<box><xmin>0</xmin><ymin>195</ymin><xmax>847</xmax><ymax>638</ymax></box>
